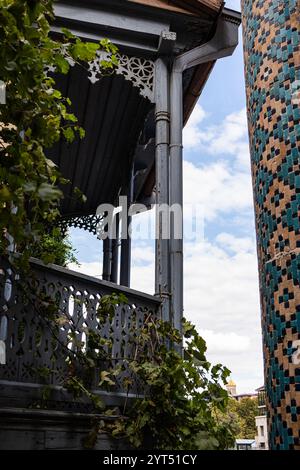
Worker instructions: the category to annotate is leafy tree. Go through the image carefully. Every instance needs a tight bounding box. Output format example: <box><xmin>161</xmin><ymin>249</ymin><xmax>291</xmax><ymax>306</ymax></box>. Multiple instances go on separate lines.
<box><xmin>235</xmin><ymin>397</ymin><xmax>258</xmax><ymax>438</ymax></box>
<box><xmin>221</xmin><ymin>397</ymin><xmax>258</xmax><ymax>439</ymax></box>
<box><xmin>31</xmin><ymin>227</ymin><xmax>79</xmax><ymax>266</ymax></box>
<box><xmin>214</xmin><ymin>400</ymin><xmax>241</xmax><ymax>442</ymax></box>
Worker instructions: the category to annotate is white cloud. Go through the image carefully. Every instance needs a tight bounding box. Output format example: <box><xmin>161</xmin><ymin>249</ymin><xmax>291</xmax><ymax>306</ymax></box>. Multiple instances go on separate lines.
<box><xmin>215</xmin><ymin>232</ymin><xmax>255</xmax><ymax>253</ymax></box>
<box><xmin>206</xmin><ymin>109</ymin><xmax>250</xmax><ymax>169</ymax></box>
<box><xmin>183</xmin><ymin>104</ymin><xmax>207</xmax><ymax>149</ymax></box>
<box><xmin>131</xmin><ymin>244</ymin><xmax>154</xmax><ymax>264</ymax></box>
<box><xmin>69</xmin><ymin>261</ymin><xmax>102</xmax><ymax>278</ymax></box>
<box><xmin>184</xmin><ymin>106</ymin><xmax>250</xmax><ymax>169</ymax></box>
<box><xmin>183</xmin><ymin>236</ymin><xmax>262</xmax><ymax>393</ymax></box>
<box><xmin>198</xmin><ymin>329</ymin><xmax>251</xmax><ymax>353</ymax></box>
<box><xmin>182</xmin><ymin>106</ymin><xmax>253</xmax><ymax>226</ymax></box>
<box><xmin>184</xmin><ymin>238</ymin><xmax>260</xmax><ymax>334</ymax></box>
<box><xmin>183</xmin><ymin>160</ymin><xmax>253</xmax><ymax>221</ymax></box>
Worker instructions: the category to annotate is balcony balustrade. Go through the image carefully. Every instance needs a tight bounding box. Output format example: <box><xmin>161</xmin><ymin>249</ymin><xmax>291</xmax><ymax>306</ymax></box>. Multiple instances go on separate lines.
<box><xmin>0</xmin><ymin>259</ymin><xmax>161</xmax><ymax>412</ymax></box>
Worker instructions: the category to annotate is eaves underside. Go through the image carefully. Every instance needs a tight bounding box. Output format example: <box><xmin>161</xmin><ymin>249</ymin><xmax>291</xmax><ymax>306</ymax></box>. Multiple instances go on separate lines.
<box><xmin>128</xmin><ymin>0</ymin><xmax>223</xmax><ymax>16</ymax></box>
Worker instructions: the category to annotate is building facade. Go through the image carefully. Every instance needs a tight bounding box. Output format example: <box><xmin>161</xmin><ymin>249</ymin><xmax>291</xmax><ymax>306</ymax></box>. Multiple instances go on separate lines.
<box><xmin>226</xmin><ymin>379</ymin><xmax>237</xmax><ymax>397</ymax></box>
<box><xmin>242</xmin><ymin>0</ymin><xmax>300</xmax><ymax>450</ymax></box>
<box><xmin>255</xmin><ymin>415</ymin><xmax>268</xmax><ymax>450</ymax></box>
<box><xmin>255</xmin><ymin>386</ymin><xmax>269</xmax><ymax>450</ymax></box>
<box><xmin>233</xmin><ymin>393</ymin><xmax>258</xmax><ymax>402</ymax></box>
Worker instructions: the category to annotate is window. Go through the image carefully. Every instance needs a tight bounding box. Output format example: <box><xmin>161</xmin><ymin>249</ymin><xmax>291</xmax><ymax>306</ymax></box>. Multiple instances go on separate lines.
<box><xmin>260</xmin><ymin>425</ymin><xmax>264</xmax><ymax>436</ymax></box>
<box><xmin>237</xmin><ymin>444</ymin><xmax>248</xmax><ymax>450</ymax></box>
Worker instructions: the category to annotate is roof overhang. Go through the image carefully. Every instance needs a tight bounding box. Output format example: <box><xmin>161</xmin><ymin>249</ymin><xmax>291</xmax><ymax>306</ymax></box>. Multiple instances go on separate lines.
<box><xmin>49</xmin><ymin>1</ymin><xmax>240</xmax><ymax>219</ymax></box>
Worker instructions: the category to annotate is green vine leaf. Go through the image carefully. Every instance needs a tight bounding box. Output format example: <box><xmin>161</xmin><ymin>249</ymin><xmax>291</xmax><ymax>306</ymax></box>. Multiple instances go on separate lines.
<box><xmin>0</xmin><ymin>0</ymin><xmax>118</xmax><ymax>264</ymax></box>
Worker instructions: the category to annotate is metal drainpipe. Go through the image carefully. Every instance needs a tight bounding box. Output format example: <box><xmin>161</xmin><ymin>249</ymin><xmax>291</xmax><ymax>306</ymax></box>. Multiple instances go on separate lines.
<box><xmin>169</xmin><ymin>16</ymin><xmax>239</xmax><ymax>332</ymax></box>
<box><xmin>155</xmin><ymin>57</ymin><xmax>170</xmax><ymax>322</ymax></box>
<box><xmin>102</xmin><ymin>235</ymin><xmax>111</xmax><ymax>281</ymax></box>
<box><xmin>169</xmin><ymin>69</ymin><xmax>183</xmax><ymax>334</ymax></box>
<box><xmin>110</xmin><ymin>211</ymin><xmax>120</xmax><ymax>284</ymax></box>
<box><xmin>120</xmin><ymin>168</ymin><xmax>134</xmax><ymax>287</ymax></box>
<box><xmin>102</xmin><ymin>209</ymin><xmax>113</xmax><ymax>281</ymax></box>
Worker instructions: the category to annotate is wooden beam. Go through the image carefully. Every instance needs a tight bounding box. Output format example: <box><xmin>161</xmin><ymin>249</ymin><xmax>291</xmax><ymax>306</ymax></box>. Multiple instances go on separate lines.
<box><xmin>183</xmin><ymin>61</ymin><xmax>215</xmax><ymax>125</ymax></box>
<box><xmin>129</xmin><ymin>0</ymin><xmax>222</xmax><ymax>16</ymax></box>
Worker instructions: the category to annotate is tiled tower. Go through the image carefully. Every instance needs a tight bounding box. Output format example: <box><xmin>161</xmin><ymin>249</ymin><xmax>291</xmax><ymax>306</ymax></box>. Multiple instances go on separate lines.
<box><xmin>241</xmin><ymin>0</ymin><xmax>300</xmax><ymax>450</ymax></box>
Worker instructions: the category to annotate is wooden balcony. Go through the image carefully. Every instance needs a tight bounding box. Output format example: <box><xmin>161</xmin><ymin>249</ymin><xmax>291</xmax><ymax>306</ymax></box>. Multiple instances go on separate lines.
<box><xmin>0</xmin><ymin>259</ymin><xmax>161</xmax><ymax>411</ymax></box>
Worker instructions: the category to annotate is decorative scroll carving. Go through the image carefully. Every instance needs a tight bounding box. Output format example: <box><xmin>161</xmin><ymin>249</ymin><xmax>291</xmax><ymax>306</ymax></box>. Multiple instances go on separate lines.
<box><xmin>0</xmin><ymin>259</ymin><xmax>160</xmax><ymax>404</ymax></box>
<box><xmin>58</xmin><ymin>213</ymin><xmax>105</xmax><ymax>236</ymax></box>
<box><xmin>88</xmin><ymin>52</ymin><xmax>155</xmax><ymax>102</ymax></box>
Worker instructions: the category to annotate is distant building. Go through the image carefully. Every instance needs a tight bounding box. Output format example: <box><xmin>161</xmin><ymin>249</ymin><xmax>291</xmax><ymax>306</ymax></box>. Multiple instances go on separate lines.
<box><xmin>226</xmin><ymin>379</ymin><xmax>258</xmax><ymax>401</ymax></box>
<box><xmin>226</xmin><ymin>379</ymin><xmax>237</xmax><ymax>397</ymax></box>
<box><xmin>255</xmin><ymin>386</ymin><xmax>268</xmax><ymax>450</ymax></box>
<box><xmin>235</xmin><ymin>439</ymin><xmax>256</xmax><ymax>451</ymax></box>
<box><xmin>233</xmin><ymin>392</ymin><xmax>258</xmax><ymax>402</ymax></box>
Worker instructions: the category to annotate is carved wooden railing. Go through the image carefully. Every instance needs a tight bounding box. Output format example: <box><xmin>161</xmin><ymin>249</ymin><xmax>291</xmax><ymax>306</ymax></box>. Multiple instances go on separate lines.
<box><xmin>0</xmin><ymin>258</ymin><xmax>161</xmax><ymax>411</ymax></box>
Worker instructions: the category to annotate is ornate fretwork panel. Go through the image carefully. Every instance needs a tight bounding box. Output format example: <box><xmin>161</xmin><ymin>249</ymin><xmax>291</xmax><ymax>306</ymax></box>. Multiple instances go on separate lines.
<box><xmin>0</xmin><ymin>260</ymin><xmax>160</xmax><ymax>397</ymax></box>
<box><xmin>46</xmin><ymin>49</ymin><xmax>155</xmax><ymax>102</ymax></box>
<box><xmin>88</xmin><ymin>52</ymin><xmax>155</xmax><ymax>102</ymax></box>
<box><xmin>58</xmin><ymin>213</ymin><xmax>105</xmax><ymax>236</ymax></box>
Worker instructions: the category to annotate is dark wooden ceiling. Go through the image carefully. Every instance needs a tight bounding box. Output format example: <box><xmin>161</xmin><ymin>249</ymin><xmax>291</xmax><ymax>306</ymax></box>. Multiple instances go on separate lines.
<box><xmin>47</xmin><ymin>67</ymin><xmax>152</xmax><ymax>217</ymax></box>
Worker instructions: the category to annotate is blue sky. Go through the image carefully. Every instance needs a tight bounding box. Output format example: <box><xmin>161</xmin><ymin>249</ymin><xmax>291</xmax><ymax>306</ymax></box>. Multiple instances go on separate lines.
<box><xmin>69</xmin><ymin>0</ymin><xmax>264</xmax><ymax>394</ymax></box>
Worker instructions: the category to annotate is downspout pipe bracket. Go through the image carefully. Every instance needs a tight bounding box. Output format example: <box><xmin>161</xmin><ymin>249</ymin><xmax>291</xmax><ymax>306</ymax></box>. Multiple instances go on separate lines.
<box><xmin>173</xmin><ymin>16</ymin><xmax>239</xmax><ymax>73</ymax></box>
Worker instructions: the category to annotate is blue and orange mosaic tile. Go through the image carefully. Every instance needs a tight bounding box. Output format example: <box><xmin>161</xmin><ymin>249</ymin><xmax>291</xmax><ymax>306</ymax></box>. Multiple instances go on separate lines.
<box><xmin>242</xmin><ymin>0</ymin><xmax>300</xmax><ymax>450</ymax></box>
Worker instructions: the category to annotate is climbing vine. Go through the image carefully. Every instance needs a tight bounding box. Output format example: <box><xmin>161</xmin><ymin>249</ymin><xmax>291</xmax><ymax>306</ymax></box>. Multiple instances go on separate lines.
<box><xmin>0</xmin><ymin>0</ymin><xmax>117</xmax><ymax>268</ymax></box>
<box><xmin>99</xmin><ymin>309</ymin><xmax>236</xmax><ymax>450</ymax></box>
<box><xmin>28</xmin><ymin>290</ymin><xmax>236</xmax><ymax>450</ymax></box>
